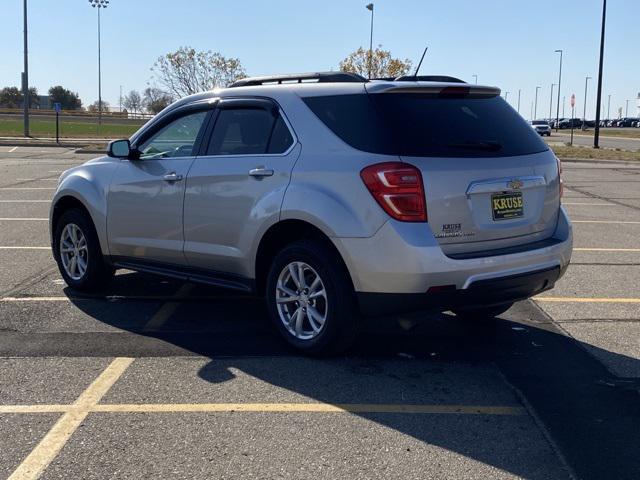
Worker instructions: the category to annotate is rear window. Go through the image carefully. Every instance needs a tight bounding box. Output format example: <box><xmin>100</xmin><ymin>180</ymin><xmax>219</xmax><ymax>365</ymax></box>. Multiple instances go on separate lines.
<box><xmin>303</xmin><ymin>92</ymin><xmax>548</xmax><ymax>158</ymax></box>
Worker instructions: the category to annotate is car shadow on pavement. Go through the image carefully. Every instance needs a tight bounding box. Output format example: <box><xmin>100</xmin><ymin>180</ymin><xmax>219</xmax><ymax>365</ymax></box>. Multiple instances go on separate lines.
<box><xmin>68</xmin><ymin>271</ymin><xmax>640</xmax><ymax>480</ymax></box>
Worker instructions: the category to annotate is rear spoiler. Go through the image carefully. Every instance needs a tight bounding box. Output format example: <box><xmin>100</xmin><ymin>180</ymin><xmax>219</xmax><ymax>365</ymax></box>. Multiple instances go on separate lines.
<box><xmin>366</xmin><ymin>83</ymin><xmax>501</xmax><ymax>98</ymax></box>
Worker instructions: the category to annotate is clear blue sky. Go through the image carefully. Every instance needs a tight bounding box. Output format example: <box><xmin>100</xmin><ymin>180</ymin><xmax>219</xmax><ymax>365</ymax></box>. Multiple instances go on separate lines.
<box><xmin>2</xmin><ymin>0</ymin><xmax>639</xmax><ymax>119</ymax></box>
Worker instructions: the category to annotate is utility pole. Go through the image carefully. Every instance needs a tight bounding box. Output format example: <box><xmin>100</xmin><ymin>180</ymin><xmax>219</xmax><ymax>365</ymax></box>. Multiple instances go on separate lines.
<box><xmin>534</xmin><ymin>86</ymin><xmax>541</xmax><ymax>120</ymax></box>
<box><xmin>119</xmin><ymin>85</ymin><xmax>123</xmax><ymax>113</ymax></box>
<box><xmin>583</xmin><ymin>76</ymin><xmax>592</xmax><ymax>130</ymax></box>
<box><xmin>22</xmin><ymin>0</ymin><xmax>29</xmax><ymax>137</ymax></box>
<box><xmin>472</xmin><ymin>74</ymin><xmax>478</xmax><ymax>84</ymax></box>
<box><xmin>594</xmin><ymin>0</ymin><xmax>606</xmax><ymax>147</ymax></box>
<box><xmin>517</xmin><ymin>89</ymin><xmax>521</xmax><ymax>113</ymax></box>
<box><xmin>505</xmin><ymin>91</ymin><xmax>509</xmax><ymax>102</ymax></box>
<box><xmin>554</xmin><ymin>50</ymin><xmax>563</xmax><ymax>131</ymax></box>
<box><xmin>366</xmin><ymin>3</ymin><xmax>374</xmax><ymax>79</ymax></box>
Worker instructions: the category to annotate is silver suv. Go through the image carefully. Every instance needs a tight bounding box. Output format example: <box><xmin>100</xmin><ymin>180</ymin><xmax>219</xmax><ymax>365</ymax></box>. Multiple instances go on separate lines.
<box><xmin>50</xmin><ymin>72</ymin><xmax>572</xmax><ymax>354</ymax></box>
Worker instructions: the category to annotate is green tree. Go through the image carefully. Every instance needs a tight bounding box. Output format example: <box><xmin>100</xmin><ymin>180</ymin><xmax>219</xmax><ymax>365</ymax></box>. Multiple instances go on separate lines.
<box><xmin>151</xmin><ymin>46</ymin><xmax>246</xmax><ymax>98</ymax></box>
<box><xmin>0</xmin><ymin>86</ymin><xmax>39</xmax><ymax>108</ymax></box>
<box><xmin>339</xmin><ymin>47</ymin><xmax>412</xmax><ymax>79</ymax></box>
<box><xmin>48</xmin><ymin>86</ymin><xmax>82</xmax><ymax>110</ymax></box>
<box><xmin>143</xmin><ymin>87</ymin><xmax>173</xmax><ymax>114</ymax></box>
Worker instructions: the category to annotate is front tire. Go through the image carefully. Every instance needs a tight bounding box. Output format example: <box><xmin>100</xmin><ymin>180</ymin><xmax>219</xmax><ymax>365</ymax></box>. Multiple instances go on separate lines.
<box><xmin>53</xmin><ymin>208</ymin><xmax>113</xmax><ymax>291</ymax></box>
<box><xmin>265</xmin><ymin>239</ymin><xmax>358</xmax><ymax>355</ymax></box>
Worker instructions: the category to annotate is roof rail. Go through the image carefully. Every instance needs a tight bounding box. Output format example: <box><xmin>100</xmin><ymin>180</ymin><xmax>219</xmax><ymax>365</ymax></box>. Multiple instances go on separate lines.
<box><xmin>229</xmin><ymin>71</ymin><xmax>367</xmax><ymax>88</ymax></box>
<box><xmin>393</xmin><ymin>75</ymin><xmax>466</xmax><ymax>83</ymax></box>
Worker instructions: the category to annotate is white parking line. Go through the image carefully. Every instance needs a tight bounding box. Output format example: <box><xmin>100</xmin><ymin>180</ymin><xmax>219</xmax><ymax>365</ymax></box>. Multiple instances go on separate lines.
<box><xmin>573</xmin><ymin>247</ymin><xmax>640</xmax><ymax>252</ymax></box>
<box><xmin>562</xmin><ymin>202</ymin><xmax>612</xmax><ymax>206</ymax></box>
<box><xmin>0</xmin><ymin>218</ymin><xmax>48</xmax><ymax>221</ymax></box>
<box><xmin>0</xmin><ymin>200</ymin><xmax>50</xmax><ymax>203</ymax></box>
<box><xmin>9</xmin><ymin>147</ymin><xmax>18</xmax><ymax>153</ymax></box>
<box><xmin>0</xmin><ymin>246</ymin><xmax>49</xmax><ymax>250</ymax></box>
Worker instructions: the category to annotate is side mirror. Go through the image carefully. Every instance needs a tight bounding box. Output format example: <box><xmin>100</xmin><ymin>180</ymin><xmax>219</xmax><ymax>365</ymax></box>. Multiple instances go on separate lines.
<box><xmin>107</xmin><ymin>139</ymin><xmax>132</xmax><ymax>158</ymax></box>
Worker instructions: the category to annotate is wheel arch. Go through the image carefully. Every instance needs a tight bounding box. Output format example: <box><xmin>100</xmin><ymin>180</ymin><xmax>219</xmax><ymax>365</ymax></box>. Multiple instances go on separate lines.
<box><xmin>50</xmin><ymin>194</ymin><xmax>107</xmax><ymax>257</ymax></box>
<box><xmin>254</xmin><ymin>219</ymin><xmax>355</xmax><ymax>295</ymax></box>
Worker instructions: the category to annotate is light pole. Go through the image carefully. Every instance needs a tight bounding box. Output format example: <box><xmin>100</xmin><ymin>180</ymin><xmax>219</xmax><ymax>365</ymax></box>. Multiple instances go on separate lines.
<box><xmin>607</xmin><ymin>94</ymin><xmax>611</xmax><ymax>121</ymax></box>
<box><xmin>562</xmin><ymin>96</ymin><xmax>566</xmax><ymax>117</ymax></box>
<box><xmin>583</xmin><ymin>76</ymin><xmax>592</xmax><ymax>130</ymax></box>
<box><xmin>549</xmin><ymin>83</ymin><xmax>557</xmax><ymax>120</ymax></box>
<box><xmin>625</xmin><ymin>99</ymin><xmax>630</xmax><ymax>117</ymax></box>
<box><xmin>505</xmin><ymin>91</ymin><xmax>509</xmax><ymax>102</ymax></box>
<box><xmin>22</xmin><ymin>0</ymin><xmax>29</xmax><ymax>137</ymax></box>
<box><xmin>472</xmin><ymin>74</ymin><xmax>478</xmax><ymax>84</ymax></box>
<box><xmin>89</xmin><ymin>0</ymin><xmax>109</xmax><ymax>127</ymax></box>
<box><xmin>366</xmin><ymin>3</ymin><xmax>374</xmax><ymax>79</ymax></box>
<box><xmin>517</xmin><ymin>89</ymin><xmax>521</xmax><ymax>113</ymax></box>
<box><xmin>534</xmin><ymin>86</ymin><xmax>541</xmax><ymax>120</ymax></box>
<box><xmin>594</xmin><ymin>0</ymin><xmax>606</xmax><ymax>146</ymax></box>
<box><xmin>554</xmin><ymin>49</ymin><xmax>563</xmax><ymax>131</ymax></box>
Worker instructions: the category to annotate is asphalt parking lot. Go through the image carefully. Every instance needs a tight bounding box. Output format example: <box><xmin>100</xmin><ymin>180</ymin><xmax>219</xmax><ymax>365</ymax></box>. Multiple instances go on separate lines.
<box><xmin>0</xmin><ymin>146</ymin><xmax>639</xmax><ymax>479</ymax></box>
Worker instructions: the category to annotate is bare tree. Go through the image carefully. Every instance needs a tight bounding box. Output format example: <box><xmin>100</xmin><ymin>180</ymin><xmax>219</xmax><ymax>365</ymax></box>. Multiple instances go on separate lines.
<box><xmin>123</xmin><ymin>90</ymin><xmax>142</xmax><ymax>115</ymax></box>
<box><xmin>151</xmin><ymin>46</ymin><xmax>246</xmax><ymax>98</ymax></box>
<box><xmin>143</xmin><ymin>87</ymin><xmax>173</xmax><ymax>114</ymax></box>
<box><xmin>88</xmin><ymin>100</ymin><xmax>110</xmax><ymax>113</ymax></box>
<box><xmin>339</xmin><ymin>47</ymin><xmax>412</xmax><ymax>79</ymax></box>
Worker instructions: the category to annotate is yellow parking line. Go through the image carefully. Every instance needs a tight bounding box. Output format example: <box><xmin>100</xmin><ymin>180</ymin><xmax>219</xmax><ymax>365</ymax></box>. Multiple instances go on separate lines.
<box><xmin>535</xmin><ymin>296</ymin><xmax>640</xmax><ymax>303</ymax></box>
<box><xmin>0</xmin><ymin>403</ymin><xmax>524</xmax><ymax>416</ymax></box>
<box><xmin>572</xmin><ymin>220</ymin><xmax>640</xmax><ymax>224</ymax></box>
<box><xmin>573</xmin><ymin>248</ymin><xmax>640</xmax><ymax>252</ymax></box>
<box><xmin>7</xmin><ymin>358</ymin><xmax>133</xmax><ymax>480</ymax></box>
<box><xmin>142</xmin><ymin>284</ymin><xmax>193</xmax><ymax>331</ymax></box>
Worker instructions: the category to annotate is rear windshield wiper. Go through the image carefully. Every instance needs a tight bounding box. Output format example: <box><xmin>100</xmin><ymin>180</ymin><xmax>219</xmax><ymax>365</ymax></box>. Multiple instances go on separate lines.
<box><xmin>446</xmin><ymin>141</ymin><xmax>503</xmax><ymax>152</ymax></box>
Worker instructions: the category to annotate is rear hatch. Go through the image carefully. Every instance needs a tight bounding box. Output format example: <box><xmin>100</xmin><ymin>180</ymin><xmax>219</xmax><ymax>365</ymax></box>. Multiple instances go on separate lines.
<box><xmin>302</xmin><ymin>82</ymin><xmax>561</xmax><ymax>256</ymax></box>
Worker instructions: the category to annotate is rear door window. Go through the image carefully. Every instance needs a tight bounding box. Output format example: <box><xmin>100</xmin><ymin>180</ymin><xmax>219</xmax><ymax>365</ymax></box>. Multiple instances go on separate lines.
<box><xmin>303</xmin><ymin>93</ymin><xmax>548</xmax><ymax>158</ymax></box>
<box><xmin>206</xmin><ymin>107</ymin><xmax>294</xmax><ymax>156</ymax></box>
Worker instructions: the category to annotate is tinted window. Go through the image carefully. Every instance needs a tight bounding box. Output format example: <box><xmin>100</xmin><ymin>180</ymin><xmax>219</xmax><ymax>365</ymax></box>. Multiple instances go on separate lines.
<box><xmin>303</xmin><ymin>93</ymin><xmax>548</xmax><ymax>158</ymax></box>
<box><xmin>207</xmin><ymin>108</ymin><xmax>274</xmax><ymax>155</ymax></box>
<box><xmin>138</xmin><ymin>111</ymin><xmax>208</xmax><ymax>159</ymax></box>
<box><xmin>267</xmin><ymin>116</ymin><xmax>294</xmax><ymax>153</ymax></box>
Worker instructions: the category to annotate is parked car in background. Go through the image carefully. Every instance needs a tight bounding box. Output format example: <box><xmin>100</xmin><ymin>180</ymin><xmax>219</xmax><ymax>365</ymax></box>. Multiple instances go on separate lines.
<box><xmin>49</xmin><ymin>72</ymin><xmax>572</xmax><ymax>354</ymax></box>
<box><xmin>558</xmin><ymin>118</ymin><xmax>582</xmax><ymax>129</ymax></box>
<box><xmin>530</xmin><ymin>120</ymin><xmax>551</xmax><ymax>136</ymax></box>
<box><xmin>617</xmin><ymin>117</ymin><xmax>639</xmax><ymax>128</ymax></box>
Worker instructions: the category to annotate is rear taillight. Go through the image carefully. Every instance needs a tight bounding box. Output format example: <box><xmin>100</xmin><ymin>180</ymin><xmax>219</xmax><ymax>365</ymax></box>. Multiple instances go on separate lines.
<box><xmin>360</xmin><ymin>162</ymin><xmax>427</xmax><ymax>222</ymax></box>
<box><xmin>556</xmin><ymin>156</ymin><xmax>563</xmax><ymax>199</ymax></box>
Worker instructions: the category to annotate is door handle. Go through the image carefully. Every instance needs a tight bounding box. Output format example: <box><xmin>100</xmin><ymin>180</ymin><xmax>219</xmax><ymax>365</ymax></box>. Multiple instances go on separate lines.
<box><xmin>163</xmin><ymin>172</ymin><xmax>183</xmax><ymax>182</ymax></box>
<box><xmin>248</xmin><ymin>168</ymin><xmax>274</xmax><ymax>178</ymax></box>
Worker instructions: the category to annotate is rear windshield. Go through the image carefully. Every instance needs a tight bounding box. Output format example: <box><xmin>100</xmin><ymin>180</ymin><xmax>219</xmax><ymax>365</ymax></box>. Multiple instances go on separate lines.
<box><xmin>302</xmin><ymin>92</ymin><xmax>549</xmax><ymax>158</ymax></box>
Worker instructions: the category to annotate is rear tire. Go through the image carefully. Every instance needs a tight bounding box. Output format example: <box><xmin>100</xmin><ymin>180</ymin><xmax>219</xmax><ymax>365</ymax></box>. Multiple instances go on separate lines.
<box><xmin>265</xmin><ymin>239</ymin><xmax>358</xmax><ymax>355</ymax></box>
<box><xmin>452</xmin><ymin>303</ymin><xmax>513</xmax><ymax>321</ymax></box>
<box><xmin>53</xmin><ymin>208</ymin><xmax>114</xmax><ymax>292</ymax></box>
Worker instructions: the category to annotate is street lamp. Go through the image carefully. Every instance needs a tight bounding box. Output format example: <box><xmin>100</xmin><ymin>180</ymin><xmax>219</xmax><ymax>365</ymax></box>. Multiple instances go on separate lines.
<box><xmin>549</xmin><ymin>83</ymin><xmax>557</xmax><ymax>120</ymax></box>
<box><xmin>366</xmin><ymin>3</ymin><xmax>374</xmax><ymax>79</ymax></box>
<box><xmin>22</xmin><ymin>0</ymin><xmax>29</xmax><ymax>137</ymax></box>
<box><xmin>534</xmin><ymin>86</ymin><xmax>541</xmax><ymax>120</ymax></box>
<box><xmin>625</xmin><ymin>99</ymin><xmax>630</xmax><ymax>117</ymax></box>
<box><xmin>89</xmin><ymin>0</ymin><xmax>109</xmax><ymax>126</ymax></box>
<box><xmin>583</xmin><ymin>76</ymin><xmax>592</xmax><ymax>130</ymax></box>
<box><xmin>517</xmin><ymin>89</ymin><xmax>521</xmax><ymax>113</ymax></box>
<box><xmin>594</xmin><ymin>0</ymin><xmax>607</xmax><ymax>147</ymax></box>
<box><xmin>554</xmin><ymin>49</ymin><xmax>563</xmax><ymax>131</ymax></box>
<box><xmin>505</xmin><ymin>91</ymin><xmax>509</xmax><ymax>102</ymax></box>
<box><xmin>607</xmin><ymin>94</ymin><xmax>611</xmax><ymax>121</ymax></box>
<box><xmin>472</xmin><ymin>74</ymin><xmax>478</xmax><ymax>84</ymax></box>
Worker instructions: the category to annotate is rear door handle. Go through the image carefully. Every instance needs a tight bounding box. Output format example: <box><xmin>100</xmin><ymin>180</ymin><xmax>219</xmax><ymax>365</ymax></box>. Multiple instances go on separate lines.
<box><xmin>163</xmin><ymin>172</ymin><xmax>183</xmax><ymax>182</ymax></box>
<box><xmin>248</xmin><ymin>168</ymin><xmax>274</xmax><ymax>178</ymax></box>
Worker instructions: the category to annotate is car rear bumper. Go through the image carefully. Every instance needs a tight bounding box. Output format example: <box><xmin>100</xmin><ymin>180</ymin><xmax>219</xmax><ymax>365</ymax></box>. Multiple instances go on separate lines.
<box><xmin>332</xmin><ymin>207</ymin><xmax>572</xmax><ymax>315</ymax></box>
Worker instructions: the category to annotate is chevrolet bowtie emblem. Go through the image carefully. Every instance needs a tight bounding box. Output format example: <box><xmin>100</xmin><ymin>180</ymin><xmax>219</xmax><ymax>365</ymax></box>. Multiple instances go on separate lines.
<box><xmin>507</xmin><ymin>179</ymin><xmax>523</xmax><ymax>190</ymax></box>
